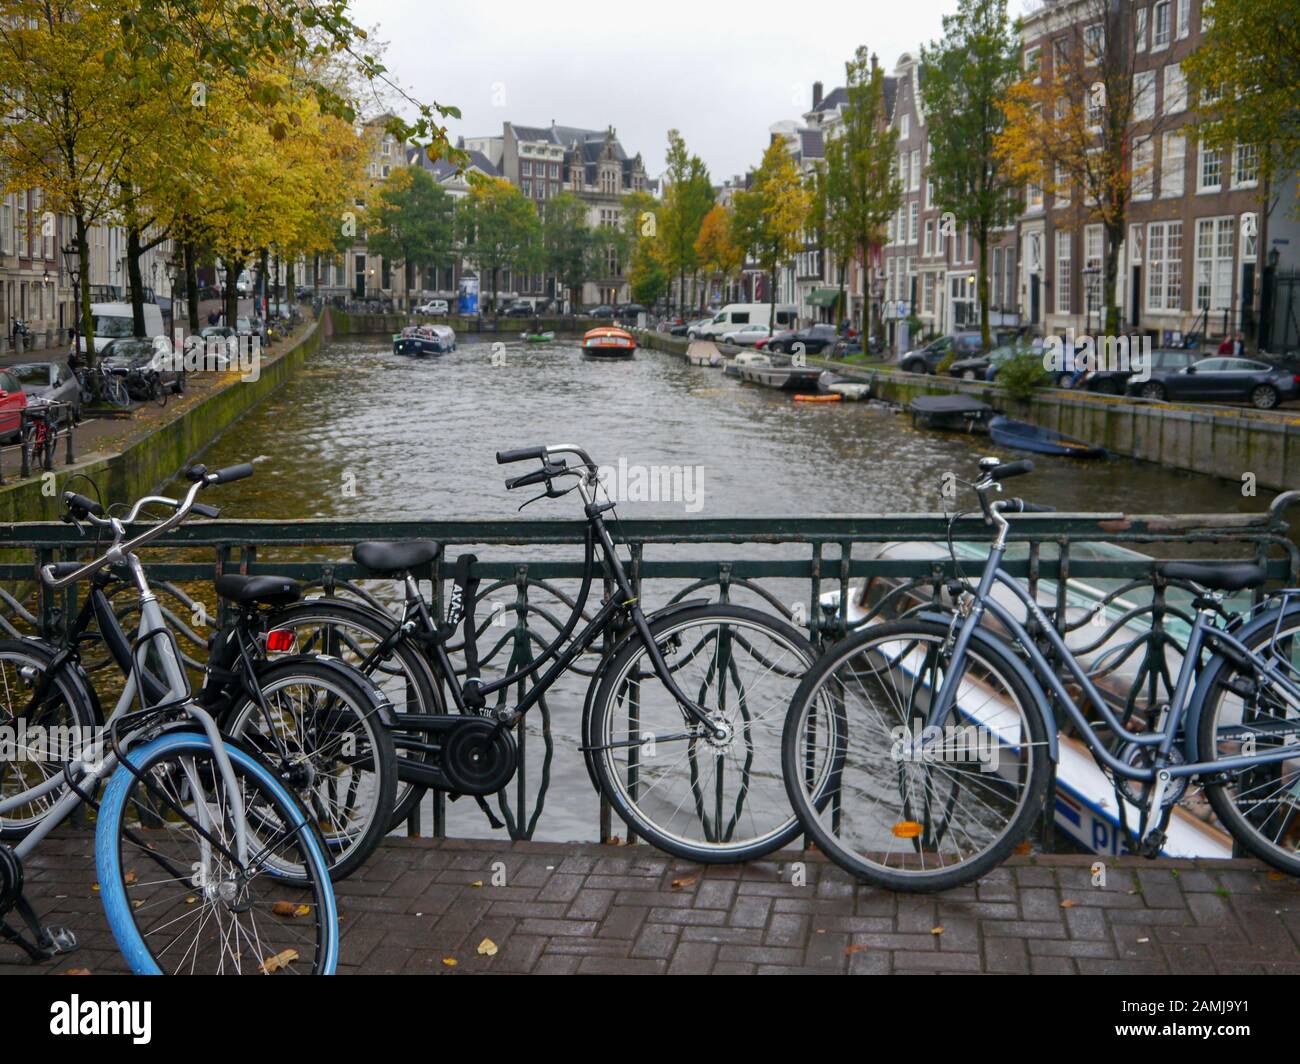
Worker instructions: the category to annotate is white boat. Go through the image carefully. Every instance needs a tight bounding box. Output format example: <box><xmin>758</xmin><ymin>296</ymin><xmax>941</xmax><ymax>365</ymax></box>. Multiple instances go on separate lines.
<box><xmin>686</xmin><ymin>340</ymin><xmax>722</xmax><ymax>366</ymax></box>
<box><xmin>819</xmin><ymin>539</ymin><xmax>1233</xmax><ymax>860</ymax></box>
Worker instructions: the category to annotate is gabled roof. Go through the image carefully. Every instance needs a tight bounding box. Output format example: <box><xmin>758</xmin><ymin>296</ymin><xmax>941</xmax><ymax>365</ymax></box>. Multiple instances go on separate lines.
<box><xmin>407</xmin><ymin>146</ymin><xmax>500</xmax><ymax>180</ymax></box>
<box><xmin>810</xmin><ymin>86</ymin><xmax>848</xmax><ymax>113</ymax></box>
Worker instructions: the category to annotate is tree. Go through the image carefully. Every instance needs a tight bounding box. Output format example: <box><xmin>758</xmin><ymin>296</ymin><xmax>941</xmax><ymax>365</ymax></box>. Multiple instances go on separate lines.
<box><xmin>660</xmin><ymin>131</ymin><xmax>714</xmax><ymax>313</ymax></box>
<box><xmin>367</xmin><ymin>167</ymin><xmax>455</xmax><ymax>309</ymax></box>
<box><xmin>694</xmin><ymin>204</ymin><xmax>743</xmax><ymax>308</ymax></box>
<box><xmin>997</xmin><ymin>0</ymin><xmax>1174</xmax><ymax>334</ymax></box>
<box><xmin>830</xmin><ymin>47</ymin><xmax>902</xmax><ymax>341</ymax></box>
<box><xmin>541</xmin><ymin>192</ymin><xmax>593</xmax><ymax>311</ymax></box>
<box><xmin>456</xmin><ymin>175</ymin><xmax>542</xmax><ymax>313</ymax></box>
<box><xmin>1184</xmin><ymin>0</ymin><xmax>1300</xmax><ymax>202</ymax></box>
<box><xmin>921</xmin><ymin>0</ymin><xmax>1023</xmax><ymax>348</ymax></box>
<box><xmin>731</xmin><ymin>137</ymin><xmax>811</xmax><ymax>332</ymax></box>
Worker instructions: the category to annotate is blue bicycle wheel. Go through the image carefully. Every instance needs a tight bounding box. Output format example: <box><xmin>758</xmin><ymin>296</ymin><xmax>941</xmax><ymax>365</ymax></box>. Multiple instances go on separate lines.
<box><xmin>96</xmin><ymin>730</ymin><xmax>339</xmax><ymax>974</ymax></box>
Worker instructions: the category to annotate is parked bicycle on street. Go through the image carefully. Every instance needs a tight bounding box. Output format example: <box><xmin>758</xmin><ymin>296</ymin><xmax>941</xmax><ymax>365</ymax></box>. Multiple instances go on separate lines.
<box><xmin>783</xmin><ymin>457</ymin><xmax>1300</xmax><ymax>892</ymax></box>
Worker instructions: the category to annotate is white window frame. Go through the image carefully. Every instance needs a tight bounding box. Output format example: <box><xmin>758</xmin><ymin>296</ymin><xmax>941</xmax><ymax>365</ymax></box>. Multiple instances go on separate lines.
<box><xmin>924</xmin><ymin>218</ymin><xmax>934</xmax><ymax>256</ymax></box>
<box><xmin>1132</xmin><ymin>136</ymin><xmax>1154</xmax><ymax>200</ymax></box>
<box><xmin>909</xmin><ymin>201</ymin><xmax>920</xmax><ymax>244</ymax></box>
<box><xmin>1177</xmin><ymin>0</ymin><xmax>1190</xmax><ymax>39</ymax></box>
<box><xmin>1135</xmin><ymin>7</ymin><xmax>1148</xmax><ymax>50</ymax></box>
<box><xmin>1198</xmin><ymin>141</ymin><xmax>1222</xmax><ymax>193</ymax></box>
<box><xmin>1054</xmin><ymin>163</ymin><xmax>1071</xmax><ymax>208</ymax></box>
<box><xmin>1056</xmin><ymin>231</ymin><xmax>1072</xmax><ymax>314</ymax></box>
<box><xmin>1147</xmin><ymin>220</ymin><xmax>1182</xmax><ymax>312</ymax></box>
<box><xmin>1133</xmin><ymin>71</ymin><xmax>1156</xmax><ymax>121</ymax></box>
<box><xmin>1163</xmin><ymin>63</ymin><xmax>1186</xmax><ymax>115</ymax></box>
<box><xmin>1194</xmin><ymin>216</ymin><xmax>1233</xmax><ymax>312</ymax></box>
<box><xmin>1160</xmin><ymin>131</ymin><xmax>1185</xmax><ymax>198</ymax></box>
<box><xmin>1152</xmin><ymin>0</ymin><xmax>1171</xmax><ymax>49</ymax></box>
<box><xmin>1233</xmin><ymin>143</ymin><xmax>1259</xmax><ymax>188</ymax></box>
<box><xmin>900</xmin><ymin>114</ymin><xmax>910</xmax><ymax>140</ymax></box>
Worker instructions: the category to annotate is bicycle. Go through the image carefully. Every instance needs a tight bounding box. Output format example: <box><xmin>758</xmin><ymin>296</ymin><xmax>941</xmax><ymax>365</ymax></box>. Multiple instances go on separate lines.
<box><xmin>783</xmin><ymin>455</ymin><xmax>1300</xmax><ymax>892</ymax></box>
<box><xmin>266</xmin><ymin>443</ymin><xmax>826</xmax><ymax>863</ymax></box>
<box><xmin>0</xmin><ymin>465</ymin><xmax>339</xmax><ymax>972</ymax></box>
<box><xmin>75</xmin><ymin>362</ymin><xmax>130</xmax><ymax>408</ymax></box>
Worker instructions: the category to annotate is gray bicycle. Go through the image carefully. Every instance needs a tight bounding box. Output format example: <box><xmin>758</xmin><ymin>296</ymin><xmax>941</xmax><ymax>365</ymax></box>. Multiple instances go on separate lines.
<box><xmin>784</xmin><ymin>456</ymin><xmax>1300</xmax><ymax>892</ymax></box>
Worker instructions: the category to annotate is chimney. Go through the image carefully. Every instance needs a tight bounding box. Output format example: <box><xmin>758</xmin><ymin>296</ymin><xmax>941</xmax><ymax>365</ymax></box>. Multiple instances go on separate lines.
<box><xmin>812</xmin><ymin>81</ymin><xmax>823</xmax><ymax>108</ymax></box>
<box><xmin>870</xmin><ymin>52</ymin><xmax>878</xmax><ymax>72</ymax></box>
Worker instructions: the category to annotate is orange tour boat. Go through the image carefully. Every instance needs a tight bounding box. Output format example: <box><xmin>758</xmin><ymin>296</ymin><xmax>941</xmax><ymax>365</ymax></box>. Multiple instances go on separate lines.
<box><xmin>582</xmin><ymin>326</ymin><xmax>637</xmax><ymax>359</ymax></box>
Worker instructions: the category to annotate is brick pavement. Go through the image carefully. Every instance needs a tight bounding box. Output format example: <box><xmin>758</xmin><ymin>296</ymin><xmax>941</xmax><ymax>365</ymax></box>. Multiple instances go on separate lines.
<box><xmin>5</xmin><ymin>831</ymin><xmax>1300</xmax><ymax>975</ymax></box>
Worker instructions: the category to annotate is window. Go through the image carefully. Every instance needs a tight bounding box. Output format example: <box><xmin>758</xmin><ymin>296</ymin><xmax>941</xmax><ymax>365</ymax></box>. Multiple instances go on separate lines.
<box><xmin>900</xmin><ymin>114</ymin><xmax>910</xmax><ymax>139</ymax></box>
<box><xmin>1194</xmin><ymin>217</ymin><xmax>1233</xmax><ymax>311</ymax></box>
<box><xmin>1177</xmin><ymin>0</ymin><xmax>1190</xmax><ymax>39</ymax></box>
<box><xmin>1132</xmin><ymin>137</ymin><xmax>1154</xmax><ymax>199</ymax></box>
<box><xmin>1003</xmin><ymin>249</ymin><xmax>1015</xmax><ymax>311</ymax></box>
<box><xmin>885</xmin><ymin>258</ymin><xmax>894</xmax><ymax>303</ymax></box>
<box><xmin>1086</xmin><ymin>86</ymin><xmax>1103</xmax><ymax>130</ymax></box>
<box><xmin>1134</xmin><ymin>71</ymin><xmax>1156</xmax><ymax>121</ymax></box>
<box><xmin>1129</xmin><ymin>223</ymin><xmax>1144</xmax><ymax>265</ymax></box>
<box><xmin>898</xmin><ymin>153</ymin><xmax>908</xmax><ymax>191</ymax></box>
<box><xmin>993</xmin><ymin>247</ymin><xmax>1003</xmax><ymax>306</ymax></box>
<box><xmin>522</xmin><ymin>161</ymin><xmax>532</xmax><ymax>176</ymax></box>
<box><xmin>1153</xmin><ymin>0</ymin><xmax>1171</xmax><ymax>47</ymax></box>
<box><xmin>1160</xmin><ymin>131</ymin><xmax>1185</xmax><ymax>198</ymax></box>
<box><xmin>522</xmin><ymin>179</ymin><xmax>532</xmax><ymax>196</ymax></box>
<box><xmin>1198</xmin><ymin>142</ymin><xmax>1221</xmax><ymax>192</ymax></box>
<box><xmin>1084</xmin><ymin>224</ymin><xmax>1103</xmax><ymax>314</ymax></box>
<box><xmin>0</xmin><ymin>197</ymin><xmax>10</xmax><ymax>255</ymax></box>
<box><xmin>1024</xmin><ymin>46</ymin><xmax>1041</xmax><ymax>75</ymax></box>
<box><xmin>909</xmin><ymin>201</ymin><xmax>919</xmax><ymax>244</ymax></box>
<box><xmin>550</xmin><ymin>163</ymin><xmax>559</xmax><ymax>179</ymax></box>
<box><xmin>1083</xmin><ymin>24</ymin><xmax>1104</xmax><ymax>64</ymax></box>
<box><xmin>1240</xmin><ymin>212</ymin><xmax>1258</xmax><ymax>262</ymax></box>
<box><xmin>925</xmin><ymin>178</ymin><xmax>933</xmax><ymax>208</ymax></box>
<box><xmin>1056</xmin><ymin>231</ymin><xmax>1072</xmax><ymax>314</ymax></box>
<box><xmin>16</xmin><ymin>193</ymin><xmax>27</xmax><ymax>257</ymax></box>
<box><xmin>924</xmin><ymin>219</ymin><xmax>934</xmax><ymax>256</ymax></box>
<box><xmin>1163</xmin><ymin>64</ymin><xmax>1186</xmax><ymax>114</ymax></box>
<box><xmin>1233</xmin><ymin>144</ymin><xmax>1259</xmax><ymax>187</ymax></box>
<box><xmin>1027</xmin><ymin>180</ymin><xmax>1044</xmax><ymax>211</ymax></box>
<box><xmin>1135</xmin><ymin>7</ymin><xmax>1148</xmax><ymax>50</ymax></box>
<box><xmin>1053</xmin><ymin>37</ymin><xmax>1069</xmax><ymax>73</ymax></box>
<box><xmin>1147</xmin><ymin>220</ymin><xmax>1183</xmax><ymax>311</ymax></box>
<box><xmin>910</xmin><ymin>150</ymin><xmax>920</xmax><ymax>191</ymax></box>
<box><xmin>923</xmin><ymin>271</ymin><xmax>936</xmax><ymax>313</ymax></box>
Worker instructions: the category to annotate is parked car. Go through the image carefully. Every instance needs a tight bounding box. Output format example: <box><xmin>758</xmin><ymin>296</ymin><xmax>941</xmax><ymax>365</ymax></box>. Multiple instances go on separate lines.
<box><xmin>101</xmin><ymin>337</ymin><xmax>186</xmax><ymax>397</ymax></box>
<box><xmin>683</xmin><ymin>317</ymin><xmax>714</xmax><ymax>339</ymax></box>
<box><xmin>1126</xmin><ymin>356</ymin><xmax>1300</xmax><ymax>409</ymax></box>
<box><xmin>950</xmin><ymin>342</ymin><xmax>1029</xmax><ymax>381</ymax></box>
<box><xmin>235</xmin><ymin>316</ymin><xmax>267</xmax><ymax>344</ymax></box>
<box><xmin>901</xmin><ymin>330</ymin><xmax>1014</xmax><ymax>374</ymax></box>
<box><xmin>765</xmin><ymin>324</ymin><xmax>838</xmax><ymax>355</ymax></box>
<box><xmin>587</xmin><ymin>304</ymin><xmax>615</xmax><ymax>319</ymax></box>
<box><xmin>503</xmin><ymin>301</ymin><xmax>536</xmax><ymax>318</ymax></box>
<box><xmin>199</xmin><ymin>325</ymin><xmax>239</xmax><ymax>368</ymax></box>
<box><xmin>722</xmin><ymin>324</ymin><xmax>772</xmax><ymax>346</ymax></box>
<box><xmin>414</xmin><ymin>299</ymin><xmax>449</xmax><ymax>316</ymax></box>
<box><xmin>615</xmin><ymin>303</ymin><xmax>646</xmax><ymax>324</ymax></box>
<box><xmin>1084</xmin><ymin>348</ymin><xmax>1198</xmax><ymax>394</ymax></box>
<box><xmin>8</xmin><ymin>361</ymin><xmax>81</xmax><ymax>421</ymax></box>
<box><xmin>0</xmin><ymin>368</ymin><xmax>29</xmax><ymax>442</ymax></box>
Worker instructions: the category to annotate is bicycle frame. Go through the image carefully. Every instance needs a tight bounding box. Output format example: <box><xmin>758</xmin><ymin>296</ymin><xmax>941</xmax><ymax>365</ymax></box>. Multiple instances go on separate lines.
<box><xmin>4</xmin><ymin>551</ymin><xmax>251</xmax><ymax>869</ymax></box>
<box><xmin>930</xmin><ymin>528</ymin><xmax>1300</xmax><ymax>803</ymax></box>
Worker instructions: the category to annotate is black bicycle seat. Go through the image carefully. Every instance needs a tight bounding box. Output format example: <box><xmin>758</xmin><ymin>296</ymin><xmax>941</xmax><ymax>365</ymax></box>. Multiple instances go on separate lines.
<box><xmin>1155</xmin><ymin>560</ymin><xmax>1268</xmax><ymax>592</ymax></box>
<box><xmin>214</xmin><ymin>573</ymin><xmax>303</xmax><ymax>607</ymax></box>
<box><xmin>353</xmin><ymin>540</ymin><xmax>441</xmax><ymax>574</ymax></box>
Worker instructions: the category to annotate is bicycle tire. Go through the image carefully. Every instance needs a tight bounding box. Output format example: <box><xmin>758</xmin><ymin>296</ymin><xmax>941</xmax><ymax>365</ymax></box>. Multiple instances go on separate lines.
<box><xmin>587</xmin><ymin>603</ymin><xmax>820</xmax><ymax>863</ymax></box>
<box><xmin>105</xmin><ymin>376</ymin><xmax>130</xmax><ymax>408</ymax></box>
<box><xmin>1197</xmin><ymin>607</ymin><xmax>1300</xmax><ymax>876</ymax></box>
<box><xmin>265</xmin><ymin>599</ymin><xmax>442</xmax><ymax>827</ymax></box>
<box><xmin>782</xmin><ymin>618</ymin><xmax>1050</xmax><ymax>892</ymax></box>
<box><xmin>221</xmin><ymin>657</ymin><xmax>397</xmax><ymax>881</ymax></box>
<box><xmin>0</xmin><ymin>638</ymin><xmax>101</xmax><ymax>840</ymax></box>
<box><xmin>152</xmin><ymin>374</ymin><xmax>167</xmax><ymax>407</ymax></box>
<box><xmin>96</xmin><ymin>729</ymin><xmax>339</xmax><ymax>975</ymax></box>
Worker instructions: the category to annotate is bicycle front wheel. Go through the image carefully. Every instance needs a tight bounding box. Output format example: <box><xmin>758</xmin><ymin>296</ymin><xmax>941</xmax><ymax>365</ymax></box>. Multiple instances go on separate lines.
<box><xmin>105</xmin><ymin>375</ymin><xmax>130</xmax><ymax>408</ymax></box>
<box><xmin>783</xmin><ymin>619</ymin><xmax>1050</xmax><ymax>892</ymax></box>
<box><xmin>587</xmin><ymin>604</ymin><xmax>819</xmax><ymax>863</ymax></box>
<box><xmin>96</xmin><ymin>730</ymin><xmax>339</xmax><ymax>975</ymax></box>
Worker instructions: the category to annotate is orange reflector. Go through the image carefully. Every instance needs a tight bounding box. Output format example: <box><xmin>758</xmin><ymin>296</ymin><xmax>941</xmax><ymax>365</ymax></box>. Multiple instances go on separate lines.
<box><xmin>892</xmin><ymin>821</ymin><xmax>924</xmax><ymax>839</ymax></box>
<box><xmin>266</xmin><ymin>629</ymin><xmax>296</xmax><ymax>653</ymax></box>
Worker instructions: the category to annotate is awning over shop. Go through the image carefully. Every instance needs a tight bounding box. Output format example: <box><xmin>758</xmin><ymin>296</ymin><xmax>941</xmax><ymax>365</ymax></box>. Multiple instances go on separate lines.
<box><xmin>808</xmin><ymin>288</ymin><xmax>841</xmax><ymax>308</ymax></box>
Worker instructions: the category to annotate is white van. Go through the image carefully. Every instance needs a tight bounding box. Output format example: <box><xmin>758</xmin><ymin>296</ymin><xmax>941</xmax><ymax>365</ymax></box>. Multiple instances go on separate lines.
<box><xmin>81</xmin><ymin>302</ymin><xmax>165</xmax><ymax>354</ymax></box>
<box><xmin>699</xmin><ymin>303</ymin><xmax>797</xmax><ymax>339</ymax></box>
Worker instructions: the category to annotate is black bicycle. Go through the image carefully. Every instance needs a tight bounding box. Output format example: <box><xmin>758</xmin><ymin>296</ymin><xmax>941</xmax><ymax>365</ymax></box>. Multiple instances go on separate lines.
<box><xmin>267</xmin><ymin>443</ymin><xmax>828</xmax><ymax>863</ymax></box>
<box><xmin>0</xmin><ymin>470</ymin><xmax>397</xmax><ymax>882</ymax></box>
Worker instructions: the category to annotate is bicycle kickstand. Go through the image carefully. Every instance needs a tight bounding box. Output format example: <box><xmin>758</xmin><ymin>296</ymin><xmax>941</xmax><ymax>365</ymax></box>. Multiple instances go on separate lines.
<box><xmin>0</xmin><ymin>893</ymin><xmax>77</xmax><ymax>963</ymax></box>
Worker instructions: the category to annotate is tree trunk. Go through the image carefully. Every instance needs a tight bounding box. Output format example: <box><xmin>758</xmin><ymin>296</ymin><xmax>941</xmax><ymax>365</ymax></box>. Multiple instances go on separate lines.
<box><xmin>127</xmin><ymin>226</ymin><xmax>146</xmax><ymax>336</ymax></box>
<box><xmin>259</xmin><ymin>247</ymin><xmax>270</xmax><ymax>317</ymax></box>
<box><xmin>224</xmin><ymin>260</ymin><xmax>241</xmax><ymax>325</ymax></box>
<box><xmin>977</xmin><ymin>229</ymin><xmax>991</xmax><ymax>350</ymax></box>
<box><xmin>75</xmin><ymin>213</ymin><xmax>95</xmax><ymax>368</ymax></box>
<box><xmin>768</xmin><ymin>264</ymin><xmax>777</xmax><ymax>341</ymax></box>
<box><xmin>184</xmin><ymin>242</ymin><xmax>200</xmax><ymax>333</ymax></box>
<box><xmin>1103</xmin><ymin>223</ymin><xmax>1123</xmax><ymax>335</ymax></box>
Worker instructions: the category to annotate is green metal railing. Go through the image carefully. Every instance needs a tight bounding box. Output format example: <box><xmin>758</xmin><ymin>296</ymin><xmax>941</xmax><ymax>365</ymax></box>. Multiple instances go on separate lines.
<box><xmin>1</xmin><ymin>502</ymin><xmax>1296</xmax><ymax>844</ymax></box>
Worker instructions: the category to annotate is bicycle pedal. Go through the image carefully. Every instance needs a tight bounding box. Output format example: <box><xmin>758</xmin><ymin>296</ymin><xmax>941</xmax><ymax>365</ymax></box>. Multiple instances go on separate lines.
<box><xmin>1139</xmin><ymin>831</ymin><xmax>1166</xmax><ymax>859</ymax></box>
<box><xmin>43</xmin><ymin>926</ymin><xmax>77</xmax><ymax>954</ymax></box>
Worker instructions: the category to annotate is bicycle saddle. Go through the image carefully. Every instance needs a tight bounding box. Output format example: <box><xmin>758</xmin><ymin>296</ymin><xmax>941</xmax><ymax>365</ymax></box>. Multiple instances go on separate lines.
<box><xmin>352</xmin><ymin>540</ymin><xmax>441</xmax><ymax>574</ymax></box>
<box><xmin>214</xmin><ymin>573</ymin><xmax>303</xmax><ymax>607</ymax></box>
<box><xmin>1155</xmin><ymin>560</ymin><xmax>1268</xmax><ymax>592</ymax></box>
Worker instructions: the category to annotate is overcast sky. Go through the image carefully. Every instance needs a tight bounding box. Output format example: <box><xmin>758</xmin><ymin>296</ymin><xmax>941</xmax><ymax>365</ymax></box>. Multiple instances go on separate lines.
<box><xmin>350</xmin><ymin>0</ymin><xmax>1027</xmax><ymax>182</ymax></box>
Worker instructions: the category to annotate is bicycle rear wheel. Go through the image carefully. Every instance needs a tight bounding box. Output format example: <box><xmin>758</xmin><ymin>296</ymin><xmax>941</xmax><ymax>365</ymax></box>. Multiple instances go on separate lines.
<box><xmin>96</xmin><ymin>730</ymin><xmax>339</xmax><ymax>975</ymax></box>
<box><xmin>1197</xmin><ymin>609</ymin><xmax>1300</xmax><ymax>876</ymax></box>
<box><xmin>222</xmin><ymin>658</ymin><xmax>397</xmax><ymax>881</ymax></box>
<box><xmin>587</xmin><ymin>604</ymin><xmax>819</xmax><ymax>862</ymax></box>
<box><xmin>782</xmin><ymin>619</ymin><xmax>1050</xmax><ymax>892</ymax></box>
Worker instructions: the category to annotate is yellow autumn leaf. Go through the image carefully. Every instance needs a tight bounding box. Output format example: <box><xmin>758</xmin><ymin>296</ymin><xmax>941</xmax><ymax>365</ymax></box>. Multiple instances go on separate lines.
<box><xmin>476</xmin><ymin>938</ymin><xmax>498</xmax><ymax>957</ymax></box>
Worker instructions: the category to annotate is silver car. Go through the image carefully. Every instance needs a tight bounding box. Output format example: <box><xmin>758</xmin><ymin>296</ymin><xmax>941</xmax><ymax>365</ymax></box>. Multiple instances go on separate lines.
<box><xmin>9</xmin><ymin>361</ymin><xmax>81</xmax><ymax>421</ymax></box>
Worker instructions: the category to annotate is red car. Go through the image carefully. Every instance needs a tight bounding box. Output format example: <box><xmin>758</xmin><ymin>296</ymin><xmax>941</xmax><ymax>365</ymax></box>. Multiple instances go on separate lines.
<box><xmin>0</xmin><ymin>368</ymin><xmax>29</xmax><ymax>442</ymax></box>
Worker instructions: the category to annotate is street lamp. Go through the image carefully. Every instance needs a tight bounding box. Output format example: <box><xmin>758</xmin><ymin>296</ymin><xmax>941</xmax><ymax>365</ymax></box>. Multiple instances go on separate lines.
<box><xmin>60</xmin><ymin>244</ymin><xmax>81</xmax><ymax>355</ymax></box>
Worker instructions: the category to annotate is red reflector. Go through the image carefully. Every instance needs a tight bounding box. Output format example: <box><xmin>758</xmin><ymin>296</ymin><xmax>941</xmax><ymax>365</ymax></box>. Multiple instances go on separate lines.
<box><xmin>266</xmin><ymin>629</ymin><xmax>296</xmax><ymax>653</ymax></box>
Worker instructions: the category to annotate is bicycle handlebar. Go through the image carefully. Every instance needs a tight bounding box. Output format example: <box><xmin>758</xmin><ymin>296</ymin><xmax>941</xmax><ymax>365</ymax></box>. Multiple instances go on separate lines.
<box><xmin>496</xmin><ymin>446</ymin><xmax>547</xmax><ymax>464</ymax></box>
<box><xmin>42</xmin><ymin>462</ymin><xmax>251</xmax><ymax>589</ymax></box>
<box><xmin>985</xmin><ymin>459</ymin><xmax>1034</xmax><ymax>482</ymax></box>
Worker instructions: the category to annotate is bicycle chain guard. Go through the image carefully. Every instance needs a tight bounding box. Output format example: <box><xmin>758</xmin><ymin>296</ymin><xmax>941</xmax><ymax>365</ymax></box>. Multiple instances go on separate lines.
<box><xmin>441</xmin><ymin>718</ymin><xmax>518</xmax><ymax>796</ymax></box>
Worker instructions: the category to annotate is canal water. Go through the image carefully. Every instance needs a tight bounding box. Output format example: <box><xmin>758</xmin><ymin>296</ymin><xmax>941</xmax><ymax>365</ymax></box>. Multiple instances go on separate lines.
<box><xmin>178</xmin><ymin>336</ymin><xmax>1269</xmax><ymax>844</ymax></box>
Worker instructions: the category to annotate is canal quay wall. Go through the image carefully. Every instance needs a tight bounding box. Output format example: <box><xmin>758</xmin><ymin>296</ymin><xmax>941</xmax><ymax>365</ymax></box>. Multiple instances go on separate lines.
<box><xmin>0</xmin><ymin>313</ymin><xmax>329</xmax><ymax>524</ymax></box>
<box><xmin>635</xmin><ymin>330</ymin><xmax>1299</xmax><ymax>493</ymax></box>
